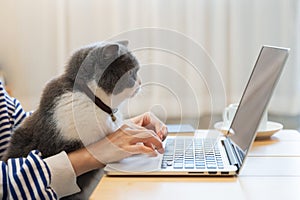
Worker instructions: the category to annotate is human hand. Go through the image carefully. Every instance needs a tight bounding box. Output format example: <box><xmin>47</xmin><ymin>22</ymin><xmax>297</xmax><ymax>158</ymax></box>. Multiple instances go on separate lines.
<box><xmin>87</xmin><ymin>123</ymin><xmax>164</xmax><ymax>164</ymax></box>
<box><xmin>128</xmin><ymin>112</ymin><xmax>168</xmax><ymax>141</ymax></box>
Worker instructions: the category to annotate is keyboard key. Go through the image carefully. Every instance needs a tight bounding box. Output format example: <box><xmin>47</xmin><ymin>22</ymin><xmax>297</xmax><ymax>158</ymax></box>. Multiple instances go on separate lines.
<box><xmin>161</xmin><ymin>162</ymin><xmax>167</xmax><ymax>169</ymax></box>
<box><xmin>174</xmin><ymin>163</ymin><xmax>183</xmax><ymax>169</ymax></box>
<box><xmin>160</xmin><ymin>137</ymin><xmax>225</xmax><ymax>171</ymax></box>
<box><xmin>184</xmin><ymin>164</ymin><xmax>194</xmax><ymax>169</ymax></box>
<box><xmin>167</xmin><ymin>161</ymin><xmax>173</xmax><ymax>166</ymax></box>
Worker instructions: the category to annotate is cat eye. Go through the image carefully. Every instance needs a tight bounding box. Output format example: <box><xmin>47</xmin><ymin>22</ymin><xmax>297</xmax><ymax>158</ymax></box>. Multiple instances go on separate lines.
<box><xmin>127</xmin><ymin>67</ymin><xmax>139</xmax><ymax>79</ymax></box>
<box><xmin>128</xmin><ymin>70</ymin><xmax>133</xmax><ymax>76</ymax></box>
<box><xmin>128</xmin><ymin>68</ymin><xmax>137</xmax><ymax>76</ymax></box>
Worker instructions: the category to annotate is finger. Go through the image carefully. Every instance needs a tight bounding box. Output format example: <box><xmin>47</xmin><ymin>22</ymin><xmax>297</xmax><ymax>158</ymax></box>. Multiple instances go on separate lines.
<box><xmin>130</xmin><ymin>143</ymin><xmax>159</xmax><ymax>156</ymax></box>
<box><xmin>129</xmin><ymin>130</ymin><xmax>158</xmax><ymax>143</ymax></box>
<box><xmin>131</xmin><ymin>132</ymin><xmax>164</xmax><ymax>154</ymax></box>
<box><xmin>143</xmin><ymin>141</ymin><xmax>164</xmax><ymax>154</ymax></box>
<box><xmin>127</xmin><ymin>113</ymin><xmax>147</xmax><ymax>126</ymax></box>
<box><xmin>119</xmin><ymin>123</ymin><xmax>150</xmax><ymax>137</ymax></box>
<box><xmin>147</xmin><ymin>113</ymin><xmax>166</xmax><ymax>135</ymax></box>
<box><xmin>145</xmin><ymin>135</ymin><xmax>164</xmax><ymax>152</ymax></box>
<box><xmin>158</xmin><ymin>125</ymin><xmax>168</xmax><ymax>141</ymax></box>
<box><xmin>148</xmin><ymin>150</ymin><xmax>159</xmax><ymax>157</ymax></box>
<box><xmin>124</xmin><ymin>128</ymin><xmax>157</xmax><ymax>139</ymax></box>
<box><xmin>142</xmin><ymin>112</ymin><xmax>152</xmax><ymax>126</ymax></box>
<box><xmin>145</xmin><ymin>120</ymin><xmax>167</xmax><ymax>141</ymax></box>
<box><xmin>137</xmin><ymin>141</ymin><xmax>159</xmax><ymax>157</ymax></box>
<box><xmin>121</xmin><ymin>121</ymin><xmax>150</xmax><ymax>131</ymax></box>
<box><xmin>156</xmin><ymin>147</ymin><xmax>165</xmax><ymax>154</ymax></box>
<box><xmin>144</xmin><ymin>123</ymin><xmax>156</xmax><ymax>132</ymax></box>
<box><xmin>125</xmin><ymin>113</ymin><xmax>167</xmax><ymax>141</ymax></box>
<box><xmin>125</xmin><ymin>144</ymin><xmax>156</xmax><ymax>155</ymax></box>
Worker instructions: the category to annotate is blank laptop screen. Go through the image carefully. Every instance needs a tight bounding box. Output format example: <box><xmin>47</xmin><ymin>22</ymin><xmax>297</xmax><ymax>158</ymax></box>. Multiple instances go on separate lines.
<box><xmin>229</xmin><ymin>46</ymin><xmax>289</xmax><ymax>154</ymax></box>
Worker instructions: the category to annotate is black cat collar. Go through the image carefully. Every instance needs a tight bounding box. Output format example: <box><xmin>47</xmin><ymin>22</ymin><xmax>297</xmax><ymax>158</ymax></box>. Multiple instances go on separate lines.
<box><xmin>75</xmin><ymin>80</ymin><xmax>118</xmax><ymax>122</ymax></box>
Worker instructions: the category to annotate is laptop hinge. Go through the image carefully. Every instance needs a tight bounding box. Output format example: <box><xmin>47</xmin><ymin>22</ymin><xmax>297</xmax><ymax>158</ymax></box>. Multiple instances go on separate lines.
<box><xmin>222</xmin><ymin>138</ymin><xmax>241</xmax><ymax>169</ymax></box>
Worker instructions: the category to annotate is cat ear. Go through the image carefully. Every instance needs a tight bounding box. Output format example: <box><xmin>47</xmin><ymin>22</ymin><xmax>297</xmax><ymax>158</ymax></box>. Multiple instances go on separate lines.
<box><xmin>102</xmin><ymin>44</ymin><xmax>119</xmax><ymax>60</ymax></box>
<box><xmin>117</xmin><ymin>40</ymin><xmax>129</xmax><ymax>47</ymax></box>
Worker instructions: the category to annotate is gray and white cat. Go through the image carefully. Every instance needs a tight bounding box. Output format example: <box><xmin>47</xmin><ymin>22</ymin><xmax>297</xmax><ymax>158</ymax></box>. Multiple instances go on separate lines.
<box><xmin>2</xmin><ymin>40</ymin><xmax>141</xmax><ymax>199</ymax></box>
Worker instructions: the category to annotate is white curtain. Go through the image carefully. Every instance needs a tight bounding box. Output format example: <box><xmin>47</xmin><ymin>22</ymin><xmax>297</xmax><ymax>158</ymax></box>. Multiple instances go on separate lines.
<box><xmin>64</xmin><ymin>0</ymin><xmax>300</xmax><ymax>125</ymax></box>
<box><xmin>1</xmin><ymin>0</ymin><xmax>299</xmax><ymax>128</ymax></box>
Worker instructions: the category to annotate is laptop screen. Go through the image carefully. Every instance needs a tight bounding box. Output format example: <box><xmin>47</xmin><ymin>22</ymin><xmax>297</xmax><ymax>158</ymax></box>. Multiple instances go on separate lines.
<box><xmin>228</xmin><ymin>46</ymin><xmax>289</xmax><ymax>157</ymax></box>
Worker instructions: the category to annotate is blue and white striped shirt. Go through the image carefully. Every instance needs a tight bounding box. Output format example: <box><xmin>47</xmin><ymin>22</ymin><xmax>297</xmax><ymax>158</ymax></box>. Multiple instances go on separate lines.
<box><xmin>0</xmin><ymin>82</ymin><xmax>57</xmax><ymax>199</ymax></box>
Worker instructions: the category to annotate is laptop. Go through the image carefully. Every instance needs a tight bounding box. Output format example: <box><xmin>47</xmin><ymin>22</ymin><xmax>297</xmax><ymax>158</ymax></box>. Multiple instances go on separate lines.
<box><xmin>104</xmin><ymin>45</ymin><xmax>290</xmax><ymax>176</ymax></box>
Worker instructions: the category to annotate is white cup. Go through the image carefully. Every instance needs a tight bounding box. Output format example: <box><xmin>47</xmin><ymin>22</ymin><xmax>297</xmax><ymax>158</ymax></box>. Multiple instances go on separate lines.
<box><xmin>222</xmin><ymin>103</ymin><xmax>239</xmax><ymax>128</ymax></box>
<box><xmin>222</xmin><ymin>103</ymin><xmax>268</xmax><ymax>131</ymax></box>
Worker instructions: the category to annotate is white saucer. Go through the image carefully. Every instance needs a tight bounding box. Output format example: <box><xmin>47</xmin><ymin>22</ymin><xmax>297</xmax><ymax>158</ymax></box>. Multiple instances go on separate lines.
<box><xmin>214</xmin><ymin>121</ymin><xmax>283</xmax><ymax>139</ymax></box>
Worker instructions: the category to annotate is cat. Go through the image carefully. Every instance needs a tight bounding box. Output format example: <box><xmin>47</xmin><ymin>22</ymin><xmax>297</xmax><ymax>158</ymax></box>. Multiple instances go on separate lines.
<box><xmin>2</xmin><ymin>40</ymin><xmax>141</xmax><ymax>199</ymax></box>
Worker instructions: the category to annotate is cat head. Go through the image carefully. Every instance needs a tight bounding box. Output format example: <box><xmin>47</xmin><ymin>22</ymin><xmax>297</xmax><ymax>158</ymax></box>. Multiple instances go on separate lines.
<box><xmin>65</xmin><ymin>41</ymin><xmax>141</xmax><ymax>102</ymax></box>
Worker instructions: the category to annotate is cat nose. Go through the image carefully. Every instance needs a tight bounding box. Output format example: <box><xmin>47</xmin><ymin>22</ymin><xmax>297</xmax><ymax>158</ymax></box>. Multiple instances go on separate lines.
<box><xmin>137</xmin><ymin>78</ymin><xmax>141</xmax><ymax>85</ymax></box>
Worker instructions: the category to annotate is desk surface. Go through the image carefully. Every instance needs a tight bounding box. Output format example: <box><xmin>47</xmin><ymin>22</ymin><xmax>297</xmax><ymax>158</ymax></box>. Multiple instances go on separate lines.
<box><xmin>90</xmin><ymin>130</ymin><xmax>300</xmax><ymax>200</ymax></box>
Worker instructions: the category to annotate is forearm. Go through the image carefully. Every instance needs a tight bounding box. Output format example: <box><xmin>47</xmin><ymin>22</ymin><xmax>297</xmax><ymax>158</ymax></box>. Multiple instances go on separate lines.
<box><xmin>45</xmin><ymin>148</ymin><xmax>105</xmax><ymax>198</ymax></box>
<box><xmin>67</xmin><ymin>147</ymin><xmax>105</xmax><ymax>177</ymax></box>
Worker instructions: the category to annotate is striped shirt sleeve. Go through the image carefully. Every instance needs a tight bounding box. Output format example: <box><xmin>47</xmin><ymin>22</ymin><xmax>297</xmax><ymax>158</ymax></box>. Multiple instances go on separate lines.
<box><xmin>0</xmin><ymin>84</ymin><xmax>30</xmax><ymax>158</ymax></box>
<box><xmin>1</xmin><ymin>150</ymin><xmax>57</xmax><ymax>199</ymax></box>
<box><xmin>0</xmin><ymin>82</ymin><xmax>58</xmax><ymax>199</ymax></box>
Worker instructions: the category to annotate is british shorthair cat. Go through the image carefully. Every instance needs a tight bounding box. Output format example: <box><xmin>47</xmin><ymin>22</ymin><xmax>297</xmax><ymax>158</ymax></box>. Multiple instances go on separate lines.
<box><xmin>2</xmin><ymin>40</ymin><xmax>141</xmax><ymax>199</ymax></box>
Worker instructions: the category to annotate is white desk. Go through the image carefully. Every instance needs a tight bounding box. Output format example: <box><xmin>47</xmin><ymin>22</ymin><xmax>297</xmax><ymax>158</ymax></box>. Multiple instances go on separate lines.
<box><xmin>90</xmin><ymin>130</ymin><xmax>300</xmax><ymax>200</ymax></box>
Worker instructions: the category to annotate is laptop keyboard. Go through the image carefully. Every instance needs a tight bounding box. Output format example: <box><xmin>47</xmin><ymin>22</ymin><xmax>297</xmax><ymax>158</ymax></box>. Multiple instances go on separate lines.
<box><xmin>161</xmin><ymin>137</ymin><xmax>224</xmax><ymax>170</ymax></box>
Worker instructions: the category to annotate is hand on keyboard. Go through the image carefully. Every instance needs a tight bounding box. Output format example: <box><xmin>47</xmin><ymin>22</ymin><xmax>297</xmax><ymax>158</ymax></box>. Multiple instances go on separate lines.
<box><xmin>127</xmin><ymin>112</ymin><xmax>168</xmax><ymax>141</ymax></box>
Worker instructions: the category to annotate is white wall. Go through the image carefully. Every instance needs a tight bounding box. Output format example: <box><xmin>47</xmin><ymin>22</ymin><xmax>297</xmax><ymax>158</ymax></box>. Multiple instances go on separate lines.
<box><xmin>0</xmin><ymin>1</ymin><xmax>62</xmax><ymax>110</ymax></box>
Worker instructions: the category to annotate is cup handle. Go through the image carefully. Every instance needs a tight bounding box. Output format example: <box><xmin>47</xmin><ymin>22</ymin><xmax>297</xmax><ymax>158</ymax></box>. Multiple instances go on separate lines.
<box><xmin>223</xmin><ymin>107</ymin><xmax>229</xmax><ymax>124</ymax></box>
